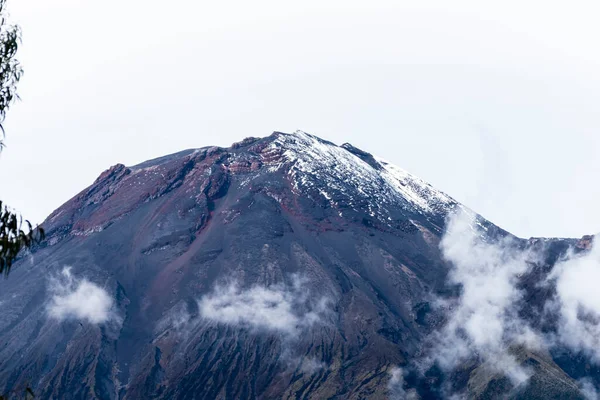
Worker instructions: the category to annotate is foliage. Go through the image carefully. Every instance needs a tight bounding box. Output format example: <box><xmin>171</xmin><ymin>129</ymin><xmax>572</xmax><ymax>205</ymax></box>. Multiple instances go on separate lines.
<box><xmin>0</xmin><ymin>201</ymin><xmax>44</xmax><ymax>276</ymax></box>
<box><xmin>0</xmin><ymin>0</ymin><xmax>43</xmax><ymax>276</ymax></box>
<box><xmin>0</xmin><ymin>0</ymin><xmax>22</xmax><ymax>149</ymax></box>
<box><xmin>0</xmin><ymin>1</ymin><xmax>40</xmax><ymax>397</ymax></box>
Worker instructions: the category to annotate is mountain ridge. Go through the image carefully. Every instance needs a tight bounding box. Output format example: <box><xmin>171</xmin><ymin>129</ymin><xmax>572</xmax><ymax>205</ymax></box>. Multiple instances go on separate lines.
<box><xmin>43</xmin><ymin>130</ymin><xmax>489</xmax><ymax>245</ymax></box>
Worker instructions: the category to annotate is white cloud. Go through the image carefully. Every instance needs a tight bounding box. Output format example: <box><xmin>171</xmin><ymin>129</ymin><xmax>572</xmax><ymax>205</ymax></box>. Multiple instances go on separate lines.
<box><xmin>432</xmin><ymin>210</ymin><xmax>539</xmax><ymax>385</ymax></box>
<box><xmin>388</xmin><ymin>366</ymin><xmax>417</xmax><ymax>400</ymax></box>
<box><xmin>154</xmin><ymin>273</ymin><xmax>334</xmax><ymax>378</ymax></box>
<box><xmin>280</xmin><ymin>355</ymin><xmax>327</xmax><ymax>376</ymax></box>
<box><xmin>298</xmin><ymin>357</ymin><xmax>325</xmax><ymax>375</ymax></box>
<box><xmin>579</xmin><ymin>378</ymin><xmax>600</xmax><ymax>400</ymax></box>
<box><xmin>47</xmin><ymin>267</ymin><xmax>115</xmax><ymax>324</ymax></box>
<box><xmin>550</xmin><ymin>239</ymin><xmax>600</xmax><ymax>362</ymax></box>
<box><xmin>426</xmin><ymin>211</ymin><xmax>600</xmax><ymax>397</ymax></box>
<box><xmin>198</xmin><ymin>275</ymin><xmax>331</xmax><ymax>335</ymax></box>
<box><xmin>156</xmin><ymin>301</ymin><xmax>193</xmax><ymax>336</ymax></box>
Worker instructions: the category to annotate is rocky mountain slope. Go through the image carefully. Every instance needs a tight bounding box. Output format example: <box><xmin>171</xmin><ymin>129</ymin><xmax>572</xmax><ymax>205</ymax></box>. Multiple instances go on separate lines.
<box><xmin>0</xmin><ymin>131</ymin><xmax>595</xmax><ymax>399</ymax></box>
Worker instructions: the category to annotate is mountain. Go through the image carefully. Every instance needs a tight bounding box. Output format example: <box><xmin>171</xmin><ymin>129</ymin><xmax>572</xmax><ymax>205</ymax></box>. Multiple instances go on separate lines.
<box><xmin>0</xmin><ymin>131</ymin><xmax>595</xmax><ymax>399</ymax></box>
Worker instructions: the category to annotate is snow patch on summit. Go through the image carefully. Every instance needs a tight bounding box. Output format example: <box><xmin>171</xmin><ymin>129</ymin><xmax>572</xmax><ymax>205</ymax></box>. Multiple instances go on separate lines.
<box><xmin>377</xmin><ymin>157</ymin><xmax>455</xmax><ymax>214</ymax></box>
<box><xmin>266</xmin><ymin>131</ymin><xmax>456</xmax><ymax>221</ymax></box>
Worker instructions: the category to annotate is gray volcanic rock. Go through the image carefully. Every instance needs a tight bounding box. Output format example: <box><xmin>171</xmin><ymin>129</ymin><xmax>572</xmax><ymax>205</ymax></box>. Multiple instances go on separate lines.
<box><xmin>0</xmin><ymin>131</ymin><xmax>590</xmax><ymax>399</ymax></box>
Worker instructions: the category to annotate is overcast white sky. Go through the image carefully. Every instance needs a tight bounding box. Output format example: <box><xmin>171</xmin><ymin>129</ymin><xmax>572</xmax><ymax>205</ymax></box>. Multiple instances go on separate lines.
<box><xmin>0</xmin><ymin>0</ymin><xmax>599</xmax><ymax>238</ymax></box>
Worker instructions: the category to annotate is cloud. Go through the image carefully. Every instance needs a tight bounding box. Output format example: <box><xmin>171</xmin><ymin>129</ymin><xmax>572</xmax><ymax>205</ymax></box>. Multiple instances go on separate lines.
<box><xmin>298</xmin><ymin>357</ymin><xmax>326</xmax><ymax>375</ymax></box>
<box><xmin>425</xmin><ymin>211</ymin><xmax>600</xmax><ymax>397</ymax></box>
<box><xmin>578</xmin><ymin>378</ymin><xmax>600</xmax><ymax>400</ymax></box>
<box><xmin>550</xmin><ymin>238</ymin><xmax>600</xmax><ymax>362</ymax></box>
<box><xmin>277</xmin><ymin>354</ymin><xmax>327</xmax><ymax>376</ymax></box>
<box><xmin>388</xmin><ymin>366</ymin><xmax>417</xmax><ymax>400</ymax></box>
<box><xmin>156</xmin><ymin>301</ymin><xmax>194</xmax><ymax>337</ymax></box>
<box><xmin>154</xmin><ymin>275</ymin><xmax>333</xmax><ymax>375</ymax></box>
<box><xmin>47</xmin><ymin>267</ymin><xmax>116</xmax><ymax>324</ymax></box>
<box><xmin>198</xmin><ymin>274</ymin><xmax>332</xmax><ymax>336</ymax></box>
<box><xmin>431</xmin><ymin>210</ymin><xmax>539</xmax><ymax>385</ymax></box>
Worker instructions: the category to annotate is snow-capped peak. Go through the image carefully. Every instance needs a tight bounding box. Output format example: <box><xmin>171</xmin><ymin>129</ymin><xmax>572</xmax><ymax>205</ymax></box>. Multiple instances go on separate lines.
<box><xmin>266</xmin><ymin>130</ymin><xmax>457</xmax><ymax>221</ymax></box>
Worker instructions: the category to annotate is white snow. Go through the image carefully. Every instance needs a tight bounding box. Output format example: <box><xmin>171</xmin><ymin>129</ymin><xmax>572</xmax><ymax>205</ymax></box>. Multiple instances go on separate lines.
<box><xmin>376</xmin><ymin>157</ymin><xmax>455</xmax><ymax>214</ymax></box>
<box><xmin>264</xmin><ymin>131</ymin><xmax>457</xmax><ymax>223</ymax></box>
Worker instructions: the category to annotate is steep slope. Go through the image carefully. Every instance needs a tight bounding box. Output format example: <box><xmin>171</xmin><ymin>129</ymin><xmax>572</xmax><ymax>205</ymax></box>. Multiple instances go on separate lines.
<box><xmin>0</xmin><ymin>131</ymin><xmax>589</xmax><ymax>399</ymax></box>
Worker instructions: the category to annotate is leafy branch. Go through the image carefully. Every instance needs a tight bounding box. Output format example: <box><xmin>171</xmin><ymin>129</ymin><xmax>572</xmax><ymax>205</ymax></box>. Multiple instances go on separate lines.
<box><xmin>0</xmin><ymin>201</ymin><xmax>44</xmax><ymax>276</ymax></box>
